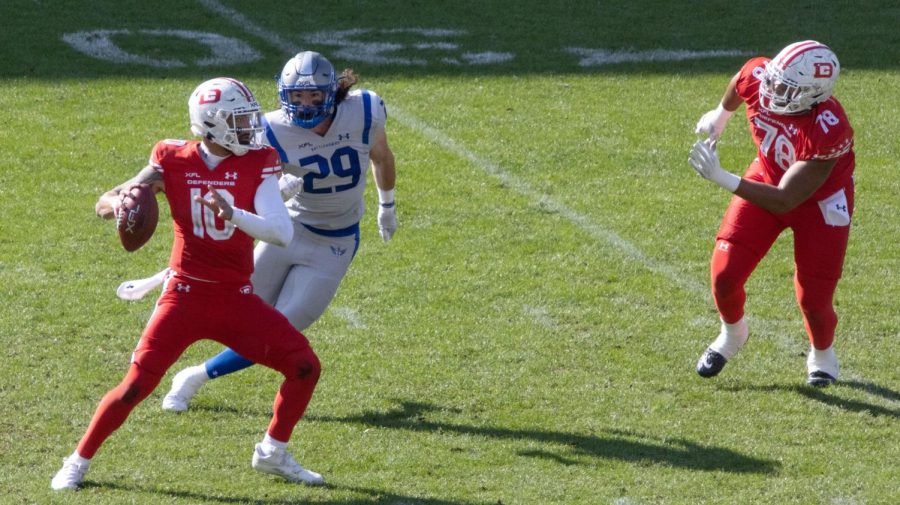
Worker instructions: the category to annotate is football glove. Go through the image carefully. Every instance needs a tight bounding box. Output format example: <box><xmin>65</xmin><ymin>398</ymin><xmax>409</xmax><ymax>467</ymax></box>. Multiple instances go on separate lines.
<box><xmin>279</xmin><ymin>173</ymin><xmax>303</xmax><ymax>201</ymax></box>
<box><xmin>689</xmin><ymin>139</ymin><xmax>741</xmax><ymax>192</ymax></box>
<box><xmin>694</xmin><ymin>103</ymin><xmax>734</xmax><ymax>141</ymax></box>
<box><xmin>377</xmin><ymin>203</ymin><xmax>397</xmax><ymax>242</ymax></box>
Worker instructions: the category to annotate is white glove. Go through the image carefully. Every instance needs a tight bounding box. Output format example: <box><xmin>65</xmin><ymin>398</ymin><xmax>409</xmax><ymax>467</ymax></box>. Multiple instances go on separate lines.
<box><xmin>688</xmin><ymin>140</ymin><xmax>741</xmax><ymax>192</ymax></box>
<box><xmin>694</xmin><ymin>103</ymin><xmax>734</xmax><ymax>141</ymax></box>
<box><xmin>377</xmin><ymin>203</ymin><xmax>397</xmax><ymax>241</ymax></box>
<box><xmin>279</xmin><ymin>173</ymin><xmax>303</xmax><ymax>201</ymax></box>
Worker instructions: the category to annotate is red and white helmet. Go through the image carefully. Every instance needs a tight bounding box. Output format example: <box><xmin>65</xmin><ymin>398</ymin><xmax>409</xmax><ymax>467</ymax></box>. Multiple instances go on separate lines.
<box><xmin>188</xmin><ymin>77</ymin><xmax>263</xmax><ymax>156</ymax></box>
<box><xmin>759</xmin><ymin>40</ymin><xmax>840</xmax><ymax>115</ymax></box>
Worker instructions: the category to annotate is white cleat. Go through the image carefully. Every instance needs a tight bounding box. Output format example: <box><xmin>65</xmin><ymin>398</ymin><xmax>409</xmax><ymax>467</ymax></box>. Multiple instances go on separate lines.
<box><xmin>251</xmin><ymin>443</ymin><xmax>325</xmax><ymax>486</ymax></box>
<box><xmin>51</xmin><ymin>456</ymin><xmax>90</xmax><ymax>491</ymax></box>
<box><xmin>161</xmin><ymin>365</ymin><xmax>208</xmax><ymax>412</ymax></box>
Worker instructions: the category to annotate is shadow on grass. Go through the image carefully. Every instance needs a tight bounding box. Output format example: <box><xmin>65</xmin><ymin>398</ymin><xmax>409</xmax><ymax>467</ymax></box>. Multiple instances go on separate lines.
<box><xmin>81</xmin><ymin>480</ymin><xmax>483</xmax><ymax>505</ymax></box>
<box><xmin>309</xmin><ymin>400</ymin><xmax>779</xmax><ymax>474</ymax></box>
<box><xmin>721</xmin><ymin>381</ymin><xmax>900</xmax><ymax>419</ymax></box>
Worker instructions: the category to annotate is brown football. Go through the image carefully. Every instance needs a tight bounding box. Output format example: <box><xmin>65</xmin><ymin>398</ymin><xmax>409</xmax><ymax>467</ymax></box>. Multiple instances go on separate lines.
<box><xmin>115</xmin><ymin>184</ymin><xmax>159</xmax><ymax>252</ymax></box>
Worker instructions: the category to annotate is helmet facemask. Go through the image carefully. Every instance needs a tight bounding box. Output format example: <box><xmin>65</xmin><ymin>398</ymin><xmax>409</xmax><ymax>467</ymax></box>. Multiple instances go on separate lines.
<box><xmin>200</xmin><ymin>107</ymin><xmax>263</xmax><ymax>156</ymax></box>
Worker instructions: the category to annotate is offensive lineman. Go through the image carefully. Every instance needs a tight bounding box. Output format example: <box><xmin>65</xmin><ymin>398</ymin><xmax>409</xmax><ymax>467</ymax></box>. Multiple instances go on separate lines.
<box><xmin>689</xmin><ymin>40</ymin><xmax>855</xmax><ymax>387</ymax></box>
<box><xmin>160</xmin><ymin>51</ymin><xmax>398</xmax><ymax>411</ymax></box>
<box><xmin>52</xmin><ymin>77</ymin><xmax>324</xmax><ymax>490</ymax></box>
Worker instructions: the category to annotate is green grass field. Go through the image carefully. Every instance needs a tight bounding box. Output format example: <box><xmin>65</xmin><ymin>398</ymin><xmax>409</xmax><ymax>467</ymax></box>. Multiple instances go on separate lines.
<box><xmin>1</xmin><ymin>1</ymin><xmax>898</xmax><ymax>504</ymax></box>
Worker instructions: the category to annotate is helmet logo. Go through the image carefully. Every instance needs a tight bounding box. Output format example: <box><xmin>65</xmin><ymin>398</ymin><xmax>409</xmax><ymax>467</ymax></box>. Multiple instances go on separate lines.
<box><xmin>813</xmin><ymin>62</ymin><xmax>833</xmax><ymax>78</ymax></box>
<box><xmin>199</xmin><ymin>88</ymin><xmax>221</xmax><ymax>104</ymax></box>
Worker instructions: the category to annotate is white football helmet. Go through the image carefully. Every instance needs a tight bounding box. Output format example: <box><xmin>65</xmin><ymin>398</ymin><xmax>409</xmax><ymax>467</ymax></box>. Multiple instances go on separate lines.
<box><xmin>759</xmin><ymin>40</ymin><xmax>840</xmax><ymax>115</ymax></box>
<box><xmin>188</xmin><ymin>77</ymin><xmax>263</xmax><ymax>156</ymax></box>
<box><xmin>277</xmin><ymin>51</ymin><xmax>337</xmax><ymax>129</ymax></box>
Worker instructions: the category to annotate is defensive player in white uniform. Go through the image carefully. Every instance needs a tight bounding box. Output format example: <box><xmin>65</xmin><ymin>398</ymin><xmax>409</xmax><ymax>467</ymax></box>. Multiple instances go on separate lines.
<box><xmin>160</xmin><ymin>51</ymin><xmax>398</xmax><ymax>411</ymax></box>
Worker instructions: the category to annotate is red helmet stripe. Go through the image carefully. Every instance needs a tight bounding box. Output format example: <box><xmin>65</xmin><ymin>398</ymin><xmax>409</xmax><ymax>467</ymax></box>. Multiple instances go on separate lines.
<box><xmin>773</xmin><ymin>41</ymin><xmax>828</xmax><ymax>68</ymax></box>
<box><xmin>219</xmin><ymin>77</ymin><xmax>255</xmax><ymax>101</ymax></box>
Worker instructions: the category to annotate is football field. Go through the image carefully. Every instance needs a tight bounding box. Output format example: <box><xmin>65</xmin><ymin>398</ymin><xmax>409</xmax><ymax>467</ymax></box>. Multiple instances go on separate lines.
<box><xmin>1</xmin><ymin>1</ymin><xmax>898</xmax><ymax>503</ymax></box>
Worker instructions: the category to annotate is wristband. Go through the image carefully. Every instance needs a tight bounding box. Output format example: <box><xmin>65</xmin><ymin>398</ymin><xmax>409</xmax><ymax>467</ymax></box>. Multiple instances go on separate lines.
<box><xmin>715</xmin><ymin>102</ymin><xmax>734</xmax><ymax>122</ymax></box>
<box><xmin>378</xmin><ymin>188</ymin><xmax>395</xmax><ymax>205</ymax></box>
<box><xmin>717</xmin><ymin>172</ymin><xmax>742</xmax><ymax>193</ymax></box>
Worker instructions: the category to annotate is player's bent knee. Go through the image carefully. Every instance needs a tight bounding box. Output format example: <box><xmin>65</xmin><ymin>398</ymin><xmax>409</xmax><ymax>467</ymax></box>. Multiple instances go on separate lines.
<box><xmin>270</xmin><ymin>345</ymin><xmax>321</xmax><ymax>383</ymax></box>
<box><xmin>114</xmin><ymin>380</ymin><xmax>152</xmax><ymax>405</ymax></box>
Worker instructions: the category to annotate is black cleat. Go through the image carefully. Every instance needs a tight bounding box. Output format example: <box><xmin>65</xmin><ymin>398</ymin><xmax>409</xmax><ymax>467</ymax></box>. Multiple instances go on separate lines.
<box><xmin>807</xmin><ymin>371</ymin><xmax>837</xmax><ymax>388</ymax></box>
<box><xmin>696</xmin><ymin>348</ymin><xmax>727</xmax><ymax>378</ymax></box>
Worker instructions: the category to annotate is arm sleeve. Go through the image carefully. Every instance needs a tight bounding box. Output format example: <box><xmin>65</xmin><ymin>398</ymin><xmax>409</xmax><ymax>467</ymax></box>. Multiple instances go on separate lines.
<box><xmin>229</xmin><ymin>175</ymin><xmax>293</xmax><ymax>247</ymax></box>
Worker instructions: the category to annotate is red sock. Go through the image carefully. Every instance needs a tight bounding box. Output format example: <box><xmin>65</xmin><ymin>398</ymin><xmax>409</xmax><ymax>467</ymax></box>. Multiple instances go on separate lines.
<box><xmin>76</xmin><ymin>364</ymin><xmax>162</xmax><ymax>459</ymax></box>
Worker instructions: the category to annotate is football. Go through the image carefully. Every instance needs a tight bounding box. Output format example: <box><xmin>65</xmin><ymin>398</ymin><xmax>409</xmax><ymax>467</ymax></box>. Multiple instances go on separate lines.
<box><xmin>116</xmin><ymin>184</ymin><xmax>159</xmax><ymax>252</ymax></box>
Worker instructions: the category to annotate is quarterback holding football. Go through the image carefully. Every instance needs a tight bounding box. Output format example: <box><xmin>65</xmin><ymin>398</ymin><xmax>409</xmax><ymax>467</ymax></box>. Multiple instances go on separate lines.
<box><xmin>52</xmin><ymin>77</ymin><xmax>324</xmax><ymax>490</ymax></box>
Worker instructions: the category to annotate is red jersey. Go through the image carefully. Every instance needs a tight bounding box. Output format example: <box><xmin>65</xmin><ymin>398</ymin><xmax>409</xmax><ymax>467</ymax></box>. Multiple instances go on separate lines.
<box><xmin>735</xmin><ymin>57</ymin><xmax>854</xmax><ymax>201</ymax></box>
<box><xmin>150</xmin><ymin>140</ymin><xmax>281</xmax><ymax>283</ymax></box>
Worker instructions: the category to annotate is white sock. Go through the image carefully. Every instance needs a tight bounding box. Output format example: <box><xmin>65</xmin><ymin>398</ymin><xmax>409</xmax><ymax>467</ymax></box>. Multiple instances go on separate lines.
<box><xmin>807</xmin><ymin>345</ymin><xmax>839</xmax><ymax>378</ymax></box>
<box><xmin>70</xmin><ymin>451</ymin><xmax>91</xmax><ymax>466</ymax></box>
<box><xmin>261</xmin><ymin>434</ymin><xmax>287</xmax><ymax>452</ymax></box>
<box><xmin>708</xmin><ymin>317</ymin><xmax>749</xmax><ymax>360</ymax></box>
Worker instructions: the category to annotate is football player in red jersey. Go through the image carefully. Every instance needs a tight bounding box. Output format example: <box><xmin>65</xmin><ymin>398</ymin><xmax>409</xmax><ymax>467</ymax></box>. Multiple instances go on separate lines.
<box><xmin>52</xmin><ymin>77</ymin><xmax>324</xmax><ymax>491</ymax></box>
<box><xmin>689</xmin><ymin>41</ymin><xmax>854</xmax><ymax>387</ymax></box>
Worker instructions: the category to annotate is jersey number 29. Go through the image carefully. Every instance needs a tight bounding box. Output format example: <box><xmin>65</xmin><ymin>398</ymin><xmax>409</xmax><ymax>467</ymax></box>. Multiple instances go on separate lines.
<box><xmin>298</xmin><ymin>146</ymin><xmax>362</xmax><ymax>194</ymax></box>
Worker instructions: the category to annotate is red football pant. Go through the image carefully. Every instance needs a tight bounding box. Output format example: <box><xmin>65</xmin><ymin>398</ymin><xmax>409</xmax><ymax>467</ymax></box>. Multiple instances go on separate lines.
<box><xmin>77</xmin><ymin>275</ymin><xmax>319</xmax><ymax>459</ymax></box>
<box><xmin>711</xmin><ymin>171</ymin><xmax>853</xmax><ymax>351</ymax></box>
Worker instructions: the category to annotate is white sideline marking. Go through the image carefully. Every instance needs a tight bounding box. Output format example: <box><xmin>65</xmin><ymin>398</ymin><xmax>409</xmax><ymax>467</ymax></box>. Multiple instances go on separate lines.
<box><xmin>566</xmin><ymin>47</ymin><xmax>750</xmax><ymax>67</ymax></box>
<box><xmin>196</xmin><ymin>0</ymin><xmax>297</xmax><ymax>56</ymax></box>
<box><xmin>331</xmin><ymin>307</ymin><xmax>367</xmax><ymax>329</ymax></box>
<box><xmin>524</xmin><ymin>305</ymin><xmax>556</xmax><ymax>328</ymax></box>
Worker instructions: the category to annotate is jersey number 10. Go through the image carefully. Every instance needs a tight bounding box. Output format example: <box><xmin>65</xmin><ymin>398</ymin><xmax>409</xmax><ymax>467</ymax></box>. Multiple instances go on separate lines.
<box><xmin>190</xmin><ymin>188</ymin><xmax>236</xmax><ymax>240</ymax></box>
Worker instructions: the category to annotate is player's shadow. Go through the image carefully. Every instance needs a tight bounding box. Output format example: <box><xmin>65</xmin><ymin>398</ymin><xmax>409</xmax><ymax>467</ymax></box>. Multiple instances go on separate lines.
<box><xmin>721</xmin><ymin>380</ymin><xmax>900</xmax><ymax>419</ymax></box>
<box><xmin>309</xmin><ymin>400</ymin><xmax>779</xmax><ymax>474</ymax></box>
<box><xmin>82</xmin><ymin>480</ymin><xmax>482</xmax><ymax>505</ymax></box>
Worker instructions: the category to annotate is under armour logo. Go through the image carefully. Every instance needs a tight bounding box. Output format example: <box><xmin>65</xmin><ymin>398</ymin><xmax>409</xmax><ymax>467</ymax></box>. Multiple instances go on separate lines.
<box><xmin>240</xmin><ymin>285</ymin><xmax>252</xmax><ymax>294</ymax></box>
<box><xmin>224</xmin><ymin>172</ymin><xmax>238</xmax><ymax>180</ymax></box>
<box><xmin>175</xmin><ymin>283</ymin><xmax>191</xmax><ymax>293</ymax></box>
<box><xmin>717</xmin><ymin>241</ymin><xmax>731</xmax><ymax>252</ymax></box>
<box><xmin>337</xmin><ymin>133</ymin><xmax>351</xmax><ymax>141</ymax></box>
<box><xmin>835</xmin><ymin>204</ymin><xmax>847</xmax><ymax>212</ymax></box>
<box><xmin>330</xmin><ymin>245</ymin><xmax>347</xmax><ymax>257</ymax></box>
